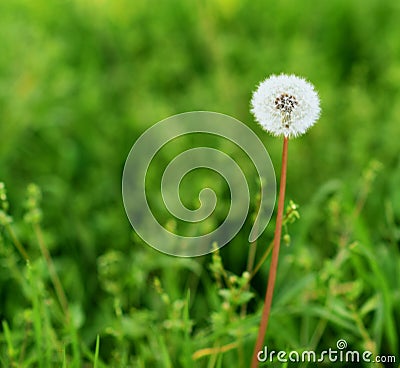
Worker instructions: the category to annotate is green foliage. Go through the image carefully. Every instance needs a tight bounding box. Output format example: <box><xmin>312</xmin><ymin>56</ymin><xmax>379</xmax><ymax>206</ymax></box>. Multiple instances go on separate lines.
<box><xmin>1</xmin><ymin>0</ymin><xmax>400</xmax><ymax>366</ymax></box>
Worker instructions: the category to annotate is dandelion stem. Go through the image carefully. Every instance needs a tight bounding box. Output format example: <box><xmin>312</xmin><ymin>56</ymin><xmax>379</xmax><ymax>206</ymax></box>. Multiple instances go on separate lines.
<box><xmin>251</xmin><ymin>136</ymin><xmax>288</xmax><ymax>367</ymax></box>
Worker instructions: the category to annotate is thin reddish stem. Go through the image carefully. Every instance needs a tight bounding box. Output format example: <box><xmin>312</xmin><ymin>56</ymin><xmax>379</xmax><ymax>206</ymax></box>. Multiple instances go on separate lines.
<box><xmin>251</xmin><ymin>136</ymin><xmax>289</xmax><ymax>367</ymax></box>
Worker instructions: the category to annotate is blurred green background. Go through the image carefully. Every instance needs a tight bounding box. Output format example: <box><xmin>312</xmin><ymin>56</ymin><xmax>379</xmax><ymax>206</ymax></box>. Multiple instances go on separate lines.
<box><xmin>0</xmin><ymin>0</ymin><xmax>399</xmax><ymax>366</ymax></box>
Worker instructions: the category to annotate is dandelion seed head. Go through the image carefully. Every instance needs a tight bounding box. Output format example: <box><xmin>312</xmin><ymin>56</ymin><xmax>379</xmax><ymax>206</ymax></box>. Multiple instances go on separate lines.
<box><xmin>251</xmin><ymin>74</ymin><xmax>321</xmax><ymax>138</ymax></box>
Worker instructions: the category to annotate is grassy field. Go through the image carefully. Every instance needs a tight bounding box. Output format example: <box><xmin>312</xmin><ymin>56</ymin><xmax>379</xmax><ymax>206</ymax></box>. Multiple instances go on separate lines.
<box><xmin>0</xmin><ymin>0</ymin><xmax>399</xmax><ymax>366</ymax></box>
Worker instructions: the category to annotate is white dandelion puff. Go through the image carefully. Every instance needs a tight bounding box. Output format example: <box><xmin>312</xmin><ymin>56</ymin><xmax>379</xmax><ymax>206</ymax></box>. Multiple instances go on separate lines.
<box><xmin>251</xmin><ymin>74</ymin><xmax>321</xmax><ymax>138</ymax></box>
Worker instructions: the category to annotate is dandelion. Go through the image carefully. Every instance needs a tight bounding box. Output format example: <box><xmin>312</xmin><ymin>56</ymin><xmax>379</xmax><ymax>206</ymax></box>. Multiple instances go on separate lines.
<box><xmin>251</xmin><ymin>74</ymin><xmax>321</xmax><ymax>368</ymax></box>
<box><xmin>251</xmin><ymin>74</ymin><xmax>320</xmax><ymax>138</ymax></box>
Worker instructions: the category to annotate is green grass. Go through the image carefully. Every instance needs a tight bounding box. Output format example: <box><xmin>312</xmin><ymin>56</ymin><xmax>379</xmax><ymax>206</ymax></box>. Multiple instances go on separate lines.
<box><xmin>1</xmin><ymin>0</ymin><xmax>399</xmax><ymax>366</ymax></box>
